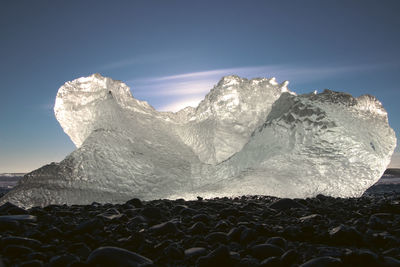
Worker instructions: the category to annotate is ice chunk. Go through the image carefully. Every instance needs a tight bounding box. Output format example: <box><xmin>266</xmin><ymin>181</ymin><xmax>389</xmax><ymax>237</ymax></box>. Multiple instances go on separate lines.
<box><xmin>1</xmin><ymin>74</ymin><xmax>396</xmax><ymax>208</ymax></box>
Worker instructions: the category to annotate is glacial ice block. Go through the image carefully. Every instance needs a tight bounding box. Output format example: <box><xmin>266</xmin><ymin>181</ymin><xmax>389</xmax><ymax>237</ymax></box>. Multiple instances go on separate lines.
<box><xmin>0</xmin><ymin>74</ymin><xmax>396</xmax><ymax>208</ymax></box>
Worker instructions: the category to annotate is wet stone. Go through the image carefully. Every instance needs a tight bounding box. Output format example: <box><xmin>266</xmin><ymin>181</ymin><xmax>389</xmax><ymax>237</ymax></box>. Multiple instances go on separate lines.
<box><xmin>205</xmin><ymin>232</ymin><xmax>229</xmax><ymax>245</ymax></box>
<box><xmin>86</xmin><ymin>246</ymin><xmax>153</xmax><ymax>266</ymax></box>
<box><xmin>299</xmin><ymin>256</ymin><xmax>341</xmax><ymax>267</ymax></box>
<box><xmin>184</xmin><ymin>247</ymin><xmax>208</xmax><ymax>258</ymax></box>
<box><xmin>149</xmin><ymin>221</ymin><xmax>178</xmax><ymax>235</ymax></box>
<box><xmin>250</xmin><ymin>244</ymin><xmax>284</xmax><ymax>260</ymax></box>
<box><xmin>269</xmin><ymin>198</ymin><xmax>306</xmax><ymax>210</ymax></box>
<box><xmin>196</xmin><ymin>245</ymin><xmax>232</xmax><ymax>267</ymax></box>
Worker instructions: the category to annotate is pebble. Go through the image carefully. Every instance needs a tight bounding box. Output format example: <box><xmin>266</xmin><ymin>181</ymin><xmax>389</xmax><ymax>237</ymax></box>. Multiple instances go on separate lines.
<box><xmin>86</xmin><ymin>246</ymin><xmax>153</xmax><ymax>266</ymax></box>
<box><xmin>0</xmin><ymin>195</ymin><xmax>399</xmax><ymax>266</ymax></box>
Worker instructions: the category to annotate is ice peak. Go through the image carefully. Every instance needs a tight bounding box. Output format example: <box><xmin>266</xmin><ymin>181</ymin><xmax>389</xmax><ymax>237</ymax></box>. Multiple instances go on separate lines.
<box><xmin>217</xmin><ymin>75</ymin><xmax>242</xmax><ymax>87</ymax></box>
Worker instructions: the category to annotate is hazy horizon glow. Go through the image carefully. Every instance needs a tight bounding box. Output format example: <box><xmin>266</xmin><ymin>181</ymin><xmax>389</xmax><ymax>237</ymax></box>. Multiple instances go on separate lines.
<box><xmin>1</xmin><ymin>0</ymin><xmax>399</xmax><ymax>172</ymax></box>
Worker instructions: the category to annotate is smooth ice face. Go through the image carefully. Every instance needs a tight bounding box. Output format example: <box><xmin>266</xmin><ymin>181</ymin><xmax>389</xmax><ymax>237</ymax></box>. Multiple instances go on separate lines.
<box><xmin>1</xmin><ymin>74</ymin><xmax>396</xmax><ymax>208</ymax></box>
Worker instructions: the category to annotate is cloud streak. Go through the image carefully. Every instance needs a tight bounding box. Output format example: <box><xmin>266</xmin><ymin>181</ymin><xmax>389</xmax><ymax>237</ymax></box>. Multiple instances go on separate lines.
<box><xmin>127</xmin><ymin>63</ymin><xmax>389</xmax><ymax>112</ymax></box>
<box><xmin>99</xmin><ymin>51</ymin><xmax>185</xmax><ymax>71</ymax></box>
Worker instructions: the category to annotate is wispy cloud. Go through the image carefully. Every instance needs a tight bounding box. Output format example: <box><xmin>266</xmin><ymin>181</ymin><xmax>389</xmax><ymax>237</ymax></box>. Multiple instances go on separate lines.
<box><xmin>99</xmin><ymin>51</ymin><xmax>185</xmax><ymax>71</ymax></box>
<box><xmin>127</xmin><ymin>63</ymin><xmax>389</xmax><ymax>112</ymax></box>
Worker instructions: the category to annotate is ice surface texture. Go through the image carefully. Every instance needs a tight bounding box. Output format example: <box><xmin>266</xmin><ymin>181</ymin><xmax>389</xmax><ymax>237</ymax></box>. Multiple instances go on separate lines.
<box><xmin>1</xmin><ymin>74</ymin><xmax>396</xmax><ymax>208</ymax></box>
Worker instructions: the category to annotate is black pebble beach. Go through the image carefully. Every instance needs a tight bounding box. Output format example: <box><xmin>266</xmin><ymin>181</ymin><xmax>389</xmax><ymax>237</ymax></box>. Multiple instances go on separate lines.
<box><xmin>1</xmin><ymin>193</ymin><xmax>400</xmax><ymax>267</ymax></box>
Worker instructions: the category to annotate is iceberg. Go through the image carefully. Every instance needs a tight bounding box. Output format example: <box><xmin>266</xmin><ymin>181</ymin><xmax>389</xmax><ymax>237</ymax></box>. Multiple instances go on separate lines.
<box><xmin>1</xmin><ymin>74</ymin><xmax>396</xmax><ymax>208</ymax></box>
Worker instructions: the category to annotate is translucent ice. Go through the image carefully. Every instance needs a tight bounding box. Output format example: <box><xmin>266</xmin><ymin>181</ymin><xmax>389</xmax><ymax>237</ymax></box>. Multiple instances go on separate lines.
<box><xmin>1</xmin><ymin>74</ymin><xmax>396</xmax><ymax>207</ymax></box>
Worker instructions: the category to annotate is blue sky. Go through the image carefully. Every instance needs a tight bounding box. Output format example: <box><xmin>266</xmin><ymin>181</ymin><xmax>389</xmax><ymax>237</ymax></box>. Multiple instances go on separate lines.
<box><xmin>1</xmin><ymin>0</ymin><xmax>399</xmax><ymax>172</ymax></box>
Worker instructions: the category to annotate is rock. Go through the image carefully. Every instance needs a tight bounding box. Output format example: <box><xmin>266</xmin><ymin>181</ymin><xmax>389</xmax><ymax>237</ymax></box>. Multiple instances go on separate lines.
<box><xmin>189</xmin><ymin>222</ymin><xmax>207</xmax><ymax>234</ymax></box>
<box><xmin>0</xmin><ymin>219</ymin><xmax>20</xmax><ymax>231</ymax></box>
<box><xmin>196</xmin><ymin>245</ymin><xmax>232</xmax><ymax>267</ymax></box>
<box><xmin>126</xmin><ymin>198</ymin><xmax>142</xmax><ymax>208</ymax></box>
<box><xmin>86</xmin><ymin>246</ymin><xmax>153</xmax><ymax>266</ymax></box>
<box><xmin>164</xmin><ymin>244</ymin><xmax>184</xmax><ymax>260</ymax></box>
<box><xmin>300</xmin><ymin>256</ymin><xmax>341</xmax><ymax>267</ymax></box>
<box><xmin>205</xmin><ymin>232</ymin><xmax>229</xmax><ymax>245</ymax></box>
<box><xmin>368</xmin><ymin>213</ymin><xmax>390</xmax><ymax>230</ymax></box>
<box><xmin>280</xmin><ymin>249</ymin><xmax>299</xmax><ymax>266</ymax></box>
<box><xmin>20</xmin><ymin>260</ymin><xmax>44</xmax><ymax>267</ymax></box>
<box><xmin>250</xmin><ymin>244</ymin><xmax>284</xmax><ymax>260</ymax></box>
<box><xmin>0</xmin><ymin>214</ymin><xmax>36</xmax><ymax>222</ymax></box>
<box><xmin>260</xmin><ymin>256</ymin><xmax>280</xmax><ymax>267</ymax></box>
<box><xmin>184</xmin><ymin>247</ymin><xmax>208</xmax><ymax>258</ymax></box>
<box><xmin>269</xmin><ymin>199</ymin><xmax>306</xmax><ymax>210</ymax></box>
<box><xmin>26</xmin><ymin>252</ymin><xmax>46</xmax><ymax>262</ymax></box>
<box><xmin>68</xmin><ymin>243</ymin><xmax>91</xmax><ymax>259</ymax></box>
<box><xmin>75</xmin><ymin>218</ymin><xmax>104</xmax><ymax>234</ymax></box>
<box><xmin>266</xmin><ymin>236</ymin><xmax>287</xmax><ymax>249</ymax></box>
<box><xmin>0</xmin><ymin>202</ymin><xmax>28</xmax><ymax>215</ymax></box>
<box><xmin>141</xmin><ymin>207</ymin><xmax>162</xmax><ymax>221</ymax></box>
<box><xmin>149</xmin><ymin>221</ymin><xmax>178</xmax><ymax>235</ymax></box>
<box><xmin>220</xmin><ymin>208</ymin><xmax>240</xmax><ymax>218</ymax></box>
<box><xmin>240</xmin><ymin>228</ymin><xmax>258</xmax><ymax>244</ymax></box>
<box><xmin>329</xmin><ymin>224</ymin><xmax>362</xmax><ymax>245</ymax></box>
<box><xmin>192</xmin><ymin>214</ymin><xmax>210</xmax><ymax>223</ymax></box>
<box><xmin>342</xmin><ymin>249</ymin><xmax>379</xmax><ymax>266</ymax></box>
<box><xmin>383</xmin><ymin>256</ymin><xmax>400</xmax><ymax>267</ymax></box>
<box><xmin>227</xmin><ymin>227</ymin><xmax>242</xmax><ymax>241</ymax></box>
<box><xmin>49</xmin><ymin>254</ymin><xmax>80</xmax><ymax>267</ymax></box>
<box><xmin>1</xmin><ymin>236</ymin><xmax>41</xmax><ymax>249</ymax></box>
<box><xmin>214</xmin><ymin>220</ymin><xmax>230</xmax><ymax>231</ymax></box>
<box><xmin>238</xmin><ymin>256</ymin><xmax>260</xmax><ymax>267</ymax></box>
<box><xmin>3</xmin><ymin>245</ymin><xmax>34</xmax><ymax>257</ymax></box>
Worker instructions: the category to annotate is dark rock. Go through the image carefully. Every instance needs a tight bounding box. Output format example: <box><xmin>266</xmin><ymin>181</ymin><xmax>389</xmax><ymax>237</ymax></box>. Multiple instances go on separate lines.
<box><xmin>20</xmin><ymin>260</ymin><xmax>44</xmax><ymax>267</ymax></box>
<box><xmin>205</xmin><ymin>232</ymin><xmax>229</xmax><ymax>244</ymax></box>
<box><xmin>0</xmin><ymin>219</ymin><xmax>20</xmax><ymax>231</ymax></box>
<box><xmin>300</xmin><ymin>256</ymin><xmax>341</xmax><ymax>267</ymax></box>
<box><xmin>191</xmin><ymin>214</ymin><xmax>210</xmax><ymax>223</ymax></box>
<box><xmin>129</xmin><ymin>215</ymin><xmax>147</xmax><ymax>224</ymax></box>
<box><xmin>0</xmin><ymin>202</ymin><xmax>26</xmax><ymax>214</ymax></box>
<box><xmin>141</xmin><ymin>207</ymin><xmax>162</xmax><ymax>221</ymax></box>
<box><xmin>189</xmin><ymin>222</ymin><xmax>207</xmax><ymax>234</ymax></box>
<box><xmin>227</xmin><ymin>227</ymin><xmax>242</xmax><ymax>241</ymax></box>
<box><xmin>266</xmin><ymin>236</ymin><xmax>287</xmax><ymax>249</ymax></box>
<box><xmin>269</xmin><ymin>198</ymin><xmax>306</xmax><ymax>210</ymax></box>
<box><xmin>75</xmin><ymin>218</ymin><xmax>104</xmax><ymax>234</ymax></box>
<box><xmin>280</xmin><ymin>249</ymin><xmax>299</xmax><ymax>266</ymax></box>
<box><xmin>149</xmin><ymin>221</ymin><xmax>178</xmax><ymax>235</ymax></box>
<box><xmin>196</xmin><ymin>245</ymin><xmax>232</xmax><ymax>267</ymax></box>
<box><xmin>184</xmin><ymin>247</ymin><xmax>208</xmax><ymax>258</ymax></box>
<box><xmin>1</xmin><ymin>236</ymin><xmax>41</xmax><ymax>249</ymax></box>
<box><xmin>126</xmin><ymin>198</ymin><xmax>142</xmax><ymax>208</ymax></box>
<box><xmin>329</xmin><ymin>224</ymin><xmax>362</xmax><ymax>245</ymax></box>
<box><xmin>220</xmin><ymin>208</ymin><xmax>240</xmax><ymax>218</ymax></box>
<box><xmin>3</xmin><ymin>244</ymin><xmax>34</xmax><ymax>257</ymax></box>
<box><xmin>238</xmin><ymin>256</ymin><xmax>260</xmax><ymax>267</ymax></box>
<box><xmin>260</xmin><ymin>256</ymin><xmax>280</xmax><ymax>267</ymax></box>
<box><xmin>342</xmin><ymin>249</ymin><xmax>379</xmax><ymax>266</ymax></box>
<box><xmin>26</xmin><ymin>252</ymin><xmax>47</xmax><ymax>261</ymax></box>
<box><xmin>180</xmin><ymin>207</ymin><xmax>198</xmax><ymax>216</ymax></box>
<box><xmin>68</xmin><ymin>243</ymin><xmax>91</xmax><ymax>259</ymax></box>
<box><xmin>240</xmin><ymin>228</ymin><xmax>258</xmax><ymax>244</ymax></box>
<box><xmin>250</xmin><ymin>244</ymin><xmax>284</xmax><ymax>260</ymax></box>
<box><xmin>0</xmin><ymin>214</ymin><xmax>36</xmax><ymax>222</ymax></box>
<box><xmin>368</xmin><ymin>213</ymin><xmax>390</xmax><ymax>230</ymax></box>
<box><xmin>49</xmin><ymin>254</ymin><xmax>80</xmax><ymax>267</ymax></box>
<box><xmin>164</xmin><ymin>244</ymin><xmax>184</xmax><ymax>260</ymax></box>
<box><xmin>215</xmin><ymin>220</ymin><xmax>230</xmax><ymax>231</ymax></box>
<box><xmin>87</xmin><ymin>246</ymin><xmax>153</xmax><ymax>266</ymax></box>
<box><xmin>383</xmin><ymin>256</ymin><xmax>400</xmax><ymax>267</ymax></box>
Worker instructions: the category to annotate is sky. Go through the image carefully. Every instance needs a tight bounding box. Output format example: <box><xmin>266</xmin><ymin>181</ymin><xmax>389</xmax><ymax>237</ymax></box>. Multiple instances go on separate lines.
<box><xmin>0</xmin><ymin>0</ymin><xmax>399</xmax><ymax>172</ymax></box>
